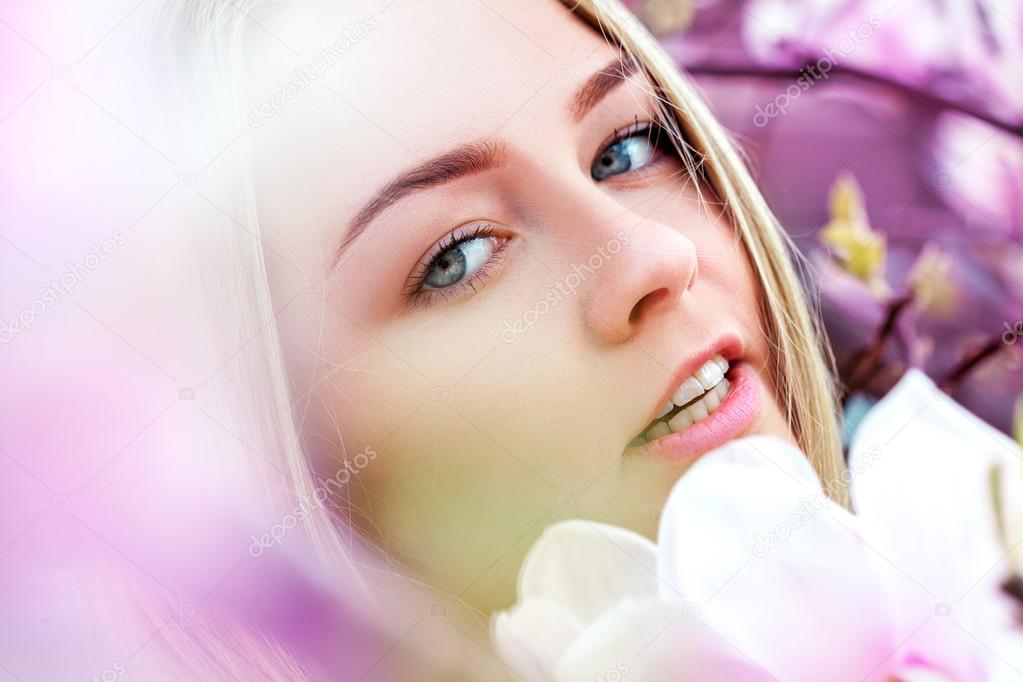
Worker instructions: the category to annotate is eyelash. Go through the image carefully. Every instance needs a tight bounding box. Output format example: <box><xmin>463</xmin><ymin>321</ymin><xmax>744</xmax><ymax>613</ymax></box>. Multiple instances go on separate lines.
<box><xmin>601</xmin><ymin>117</ymin><xmax>675</xmax><ymax>177</ymax></box>
<box><xmin>612</xmin><ymin>116</ymin><xmax>646</xmax><ymax>144</ymax></box>
<box><xmin>403</xmin><ymin>118</ymin><xmax>676</xmax><ymax>308</ymax></box>
<box><xmin>403</xmin><ymin>224</ymin><xmax>509</xmax><ymax>307</ymax></box>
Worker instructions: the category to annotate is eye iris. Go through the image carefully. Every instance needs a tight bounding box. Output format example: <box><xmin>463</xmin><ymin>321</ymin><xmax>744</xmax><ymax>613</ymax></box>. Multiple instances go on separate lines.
<box><xmin>594</xmin><ymin>140</ymin><xmax>634</xmax><ymax>180</ymax></box>
<box><xmin>424</xmin><ymin>246</ymin><xmax>467</xmax><ymax>288</ymax></box>
<box><xmin>592</xmin><ymin>129</ymin><xmax>662</xmax><ymax>181</ymax></box>
<box><xmin>420</xmin><ymin>236</ymin><xmax>495</xmax><ymax>291</ymax></box>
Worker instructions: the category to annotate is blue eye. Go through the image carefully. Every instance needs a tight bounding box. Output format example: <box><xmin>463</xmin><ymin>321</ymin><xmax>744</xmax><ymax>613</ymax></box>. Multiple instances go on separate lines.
<box><xmin>405</xmin><ymin>225</ymin><xmax>509</xmax><ymax>307</ymax></box>
<box><xmin>422</xmin><ymin>235</ymin><xmax>493</xmax><ymax>289</ymax></box>
<box><xmin>591</xmin><ymin>125</ymin><xmax>665</xmax><ymax>181</ymax></box>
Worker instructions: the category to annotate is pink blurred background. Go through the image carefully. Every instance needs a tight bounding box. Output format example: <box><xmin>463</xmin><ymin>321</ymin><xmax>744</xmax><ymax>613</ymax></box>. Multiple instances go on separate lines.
<box><xmin>2</xmin><ymin>0</ymin><xmax>1021</xmax><ymax>679</ymax></box>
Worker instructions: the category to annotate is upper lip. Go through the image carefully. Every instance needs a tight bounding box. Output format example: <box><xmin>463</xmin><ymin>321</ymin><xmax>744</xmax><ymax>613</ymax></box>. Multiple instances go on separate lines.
<box><xmin>634</xmin><ymin>332</ymin><xmax>744</xmax><ymax>438</ymax></box>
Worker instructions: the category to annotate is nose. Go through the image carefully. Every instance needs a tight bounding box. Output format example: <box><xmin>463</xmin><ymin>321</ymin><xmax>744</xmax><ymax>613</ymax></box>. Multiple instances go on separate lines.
<box><xmin>581</xmin><ymin>219</ymin><xmax>698</xmax><ymax>344</ymax></box>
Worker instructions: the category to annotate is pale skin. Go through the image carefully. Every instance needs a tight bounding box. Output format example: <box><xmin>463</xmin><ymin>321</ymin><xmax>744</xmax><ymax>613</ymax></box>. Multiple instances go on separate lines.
<box><xmin>240</xmin><ymin>0</ymin><xmax>797</xmax><ymax>614</ymax></box>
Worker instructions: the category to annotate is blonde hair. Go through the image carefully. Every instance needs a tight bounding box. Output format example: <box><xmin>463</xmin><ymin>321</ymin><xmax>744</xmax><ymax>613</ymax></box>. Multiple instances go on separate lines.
<box><xmin>144</xmin><ymin>0</ymin><xmax>847</xmax><ymax>677</ymax></box>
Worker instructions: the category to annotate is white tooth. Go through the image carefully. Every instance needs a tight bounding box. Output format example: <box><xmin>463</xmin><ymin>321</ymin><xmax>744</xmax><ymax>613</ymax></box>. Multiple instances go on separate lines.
<box><xmin>672</xmin><ymin>377</ymin><xmax>704</xmax><ymax>406</ymax></box>
<box><xmin>695</xmin><ymin>361</ymin><xmax>724</xmax><ymax>390</ymax></box>
<box><xmin>686</xmin><ymin>398</ymin><xmax>709</xmax><ymax>422</ymax></box>
<box><xmin>646</xmin><ymin>421</ymin><xmax>671</xmax><ymax>439</ymax></box>
<box><xmin>716</xmin><ymin>377</ymin><xmax>731</xmax><ymax>399</ymax></box>
<box><xmin>716</xmin><ymin>357</ymin><xmax>729</xmax><ymax>373</ymax></box>
<box><xmin>668</xmin><ymin>409</ymin><xmax>693</xmax><ymax>432</ymax></box>
<box><xmin>703</xmin><ymin>387</ymin><xmax>720</xmax><ymax>411</ymax></box>
<box><xmin>627</xmin><ymin>435</ymin><xmax>647</xmax><ymax>447</ymax></box>
<box><xmin>656</xmin><ymin>401</ymin><xmax>673</xmax><ymax>419</ymax></box>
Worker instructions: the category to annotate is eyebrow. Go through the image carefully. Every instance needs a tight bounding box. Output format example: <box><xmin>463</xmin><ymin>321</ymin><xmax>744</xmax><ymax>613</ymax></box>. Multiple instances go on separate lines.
<box><xmin>570</xmin><ymin>54</ymin><xmax>638</xmax><ymax>122</ymax></box>
<box><xmin>331</xmin><ymin>55</ymin><xmax>638</xmax><ymax>268</ymax></box>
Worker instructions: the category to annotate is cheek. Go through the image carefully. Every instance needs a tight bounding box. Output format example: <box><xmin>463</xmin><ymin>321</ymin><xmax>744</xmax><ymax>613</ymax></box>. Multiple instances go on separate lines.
<box><xmin>287</xmin><ymin>305</ymin><xmax>434</xmax><ymax>472</ymax></box>
<box><xmin>703</xmin><ymin>229</ymin><xmax>761</xmax><ymax>316</ymax></box>
<box><xmin>654</xmin><ymin>195</ymin><xmax>773</xmax><ymax>373</ymax></box>
<box><xmin>317</xmin><ymin>362</ymin><xmax>427</xmax><ymax>456</ymax></box>
<box><xmin>344</xmin><ymin>394</ymin><xmax>557</xmax><ymax>605</ymax></box>
<box><xmin>707</xmin><ymin>237</ymin><xmax>771</xmax><ymax>369</ymax></box>
<box><xmin>653</xmin><ymin>194</ymin><xmax>762</xmax><ymax>319</ymax></box>
<box><xmin>385</xmin><ymin>313</ymin><xmax>623</xmax><ymax>489</ymax></box>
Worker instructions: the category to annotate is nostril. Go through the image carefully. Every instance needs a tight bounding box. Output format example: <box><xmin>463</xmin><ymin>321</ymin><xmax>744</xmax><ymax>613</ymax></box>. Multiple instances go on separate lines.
<box><xmin>629</xmin><ymin>287</ymin><xmax>671</xmax><ymax>323</ymax></box>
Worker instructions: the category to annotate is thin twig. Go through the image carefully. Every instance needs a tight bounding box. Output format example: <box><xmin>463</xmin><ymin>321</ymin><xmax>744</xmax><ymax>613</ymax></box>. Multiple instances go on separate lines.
<box><xmin>941</xmin><ymin>334</ymin><xmax>1006</xmax><ymax>394</ymax></box>
<box><xmin>842</xmin><ymin>295</ymin><xmax>913</xmax><ymax>397</ymax></box>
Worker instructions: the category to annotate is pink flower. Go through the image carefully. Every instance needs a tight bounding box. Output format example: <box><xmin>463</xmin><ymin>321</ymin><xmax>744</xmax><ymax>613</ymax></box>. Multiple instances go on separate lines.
<box><xmin>493</xmin><ymin>370</ymin><xmax>1023</xmax><ymax>681</ymax></box>
<box><xmin>741</xmin><ymin>0</ymin><xmax>1023</xmax><ymax>116</ymax></box>
<box><xmin>933</xmin><ymin>113</ymin><xmax>1023</xmax><ymax>239</ymax></box>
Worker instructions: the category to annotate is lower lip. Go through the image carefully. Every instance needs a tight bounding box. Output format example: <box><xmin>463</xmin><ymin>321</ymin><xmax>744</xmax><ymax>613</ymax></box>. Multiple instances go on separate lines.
<box><xmin>629</xmin><ymin>361</ymin><xmax>761</xmax><ymax>461</ymax></box>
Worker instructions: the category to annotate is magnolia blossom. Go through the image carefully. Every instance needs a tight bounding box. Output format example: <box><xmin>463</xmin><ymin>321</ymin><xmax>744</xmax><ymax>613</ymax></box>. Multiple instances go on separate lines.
<box><xmin>933</xmin><ymin>113</ymin><xmax>1023</xmax><ymax>240</ymax></box>
<box><xmin>741</xmin><ymin>0</ymin><xmax>1023</xmax><ymax>115</ymax></box>
<box><xmin>492</xmin><ymin>370</ymin><xmax>1023</xmax><ymax>681</ymax></box>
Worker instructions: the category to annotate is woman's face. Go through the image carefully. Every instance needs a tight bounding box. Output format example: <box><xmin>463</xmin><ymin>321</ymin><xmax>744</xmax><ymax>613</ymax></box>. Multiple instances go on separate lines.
<box><xmin>244</xmin><ymin>0</ymin><xmax>795</xmax><ymax>611</ymax></box>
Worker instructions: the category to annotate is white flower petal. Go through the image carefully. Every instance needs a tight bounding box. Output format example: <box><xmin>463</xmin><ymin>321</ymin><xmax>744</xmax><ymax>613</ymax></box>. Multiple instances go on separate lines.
<box><xmin>556</xmin><ymin>598</ymin><xmax>773</xmax><ymax>682</ymax></box>
<box><xmin>516</xmin><ymin>520</ymin><xmax>659</xmax><ymax>625</ymax></box>
<box><xmin>849</xmin><ymin>369</ymin><xmax>1019</xmax><ymax>679</ymax></box>
<box><xmin>657</xmin><ymin>435</ymin><xmax>900</xmax><ymax>680</ymax></box>
<box><xmin>895</xmin><ymin>666</ymin><xmax>957</xmax><ymax>682</ymax></box>
<box><xmin>850</xmin><ymin>369</ymin><xmax>1020</xmax><ymax>588</ymax></box>
<box><xmin>492</xmin><ymin>599</ymin><xmax>583</xmax><ymax>682</ymax></box>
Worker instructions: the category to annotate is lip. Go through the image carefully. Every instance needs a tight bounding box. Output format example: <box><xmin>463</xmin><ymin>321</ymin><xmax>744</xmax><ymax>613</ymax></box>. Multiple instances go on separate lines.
<box><xmin>625</xmin><ymin>333</ymin><xmax>761</xmax><ymax>461</ymax></box>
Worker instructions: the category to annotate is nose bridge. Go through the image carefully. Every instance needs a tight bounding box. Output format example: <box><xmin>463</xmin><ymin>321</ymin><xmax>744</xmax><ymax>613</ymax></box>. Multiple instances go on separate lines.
<box><xmin>542</xmin><ymin>177</ymin><xmax>663</xmax><ymax>269</ymax></box>
<box><xmin>521</xmin><ymin>158</ymin><xmax>700</xmax><ymax>343</ymax></box>
<box><xmin>564</xmin><ymin>196</ymin><xmax>699</xmax><ymax>345</ymax></box>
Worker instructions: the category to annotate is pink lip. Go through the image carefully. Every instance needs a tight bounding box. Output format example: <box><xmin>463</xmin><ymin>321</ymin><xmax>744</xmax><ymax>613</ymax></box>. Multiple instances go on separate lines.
<box><xmin>633</xmin><ymin>362</ymin><xmax>761</xmax><ymax>461</ymax></box>
<box><xmin>626</xmin><ymin>333</ymin><xmax>761</xmax><ymax>461</ymax></box>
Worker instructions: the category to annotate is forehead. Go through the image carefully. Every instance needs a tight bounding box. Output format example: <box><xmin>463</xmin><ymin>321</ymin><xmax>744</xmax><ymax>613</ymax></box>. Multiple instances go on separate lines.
<box><xmin>247</xmin><ymin>0</ymin><xmax>612</xmax><ymax>133</ymax></box>
<box><xmin>239</xmin><ymin>0</ymin><xmax>620</xmax><ymax>208</ymax></box>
